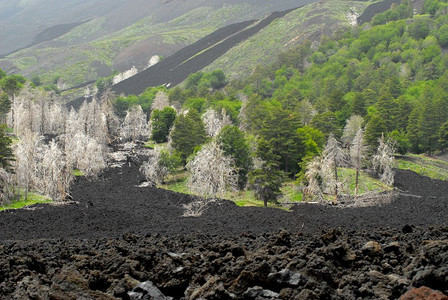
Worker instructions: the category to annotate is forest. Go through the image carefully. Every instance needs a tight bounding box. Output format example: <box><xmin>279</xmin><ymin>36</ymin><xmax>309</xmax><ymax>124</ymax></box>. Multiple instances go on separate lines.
<box><xmin>1</xmin><ymin>0</ymin><xmax>448</xmax><ymax>208</ymax></box>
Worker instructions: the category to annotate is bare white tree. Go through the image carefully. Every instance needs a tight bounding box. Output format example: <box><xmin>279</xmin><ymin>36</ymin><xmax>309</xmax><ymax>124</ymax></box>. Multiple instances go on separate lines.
<box><xmin>202</xmin><ymin>109</ymin><xmax>222</xmax><ymax>137</ymax></box>
<box><xmin>47</xmin><ymin>101</ymin><xmax>67</xmax><ymax>135</ymax></box>
<box><xmin>186</xmin><ymin>141</ymin><xmax>238</xmax><ymax>198</ymax></box>
<box><xmin>303</xmin><ymin>156</ymin><xmax>324</xmax><ymax>201</ymax></box>
<box><xmin>182</xmin><ymin>198</ymin><xmax>219</xmax><ymax>217</ymax></box>
<box><xmin>100</xmin><ymin>89</ymin><xmax>120</xmax><ymax>140</ymax></box>
<box><xmin>202</xmin><ymin>108</ymin><xmax>232</xmax><ymax>138</ymax></box>
<box><xmin>350</xmin><ymin>128</ymin><xmax>366</xmax><ymax>197</ymax></box>
<box><xmin>35</xmin><ymin>141</ymin><xmax>73</xmax><ymax>200</ymax></box>
<box><xmin>342</xmin><ymin>115</ymin><xmax>364</xmax><ymax>147</ymax></box>
<box><xmin>237</xmin><ymin>94</ymin><xmax>250</xmax><ymax>132</ymax></box>
<box><xmin>372</xmin><ymin>135</ymin><xmax>395</xmax><ymax>186</ymax></box>
<box><xmin>147</xmin><ymin>55</ymin><xmax>160</xmax><ymax>69</ymax></box>
<box><xmin>120</xmin><ymin>105</ymin><xmax>148</xmax><ymax>142</ymax></box>
<box><xmin>14</xmin><ymin>130</ymin><xmax>42</xmax><ymax>200</ymax></box>
<box><xmin>65</xmin><ymin>132</ymin><xmax>107</xmax><ymax>177</ymax></box>
<box><xmin>151</xmin><ymin>91</ymin><xmax>170</xmax><ymax>111</ymax></box>
<box><xmin>321</xmin><ymin>135</ymin><xmax>347</xmax><ymax>203</ymax></box>
<box><xmin>140</xmin><ymin>147</ymin><xmax>176</xmax><ymax>186</ymax></box>
<box><xmin>85</xmin><ymin>99</ymin><xmax>108</xmax><ymax>147</ymax></box>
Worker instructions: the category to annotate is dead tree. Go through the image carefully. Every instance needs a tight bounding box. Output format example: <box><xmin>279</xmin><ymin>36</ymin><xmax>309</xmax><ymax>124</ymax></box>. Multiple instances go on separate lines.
<box><xmin>321</xmin><ymin>135</ymin><xmax>346</xmax><ymax>203</ymax></box>
<box><xmin>303</xmin><ymin>156</ymin><xmax>324</xmax><ymax>201</ymax></box>
<box><xmin>372</xmin><ymin>134</ymin><xmax>395</xmax><ymax>186</ymax></box>
<box><xmin>342</xmin><ymin>115</ymin><xmax>364</xmax><ymax>148</ymax></box>
<box><xmin>350</xmin><ymin>128</ymin><xmax>366</xmax><ymax>197</ymax></box>
<box><xmin>186</xmin><ymin>141</ymin><xmax>238</xmax><ymax>198</ymax></box>
<box><xmin>120</xmin><ymin>105</ymin><xmax>148</xmax><ymax>142</ymax></box>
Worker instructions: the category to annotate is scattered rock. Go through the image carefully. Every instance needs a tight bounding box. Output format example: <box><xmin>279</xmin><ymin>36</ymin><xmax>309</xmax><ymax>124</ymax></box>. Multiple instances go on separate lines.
<box><xmin>267</xmin><ymin>268</ymin><xmax>307</xmax><ymax>288</ymax></box>
<box><xmin>399</xmin><ymin>286</ymin><xmax>448</xmax><ymax>300</ymax></box>
<box><xmin>128</xmin><ymin>281</ymin><xmax>169</xmax><ymax>300</ymax></box>
<box><xmin>242</xmin><ymin>286</ymin><xmax>280</xmax><ymax>299</ymax></box>
<box><xmin>402</xmin><ymin>225</ymin><xmax>413</xmax><ymax>234</ymax></box>
<box><xmin>362</xmin><ymin>241</ymin><xmax>382</xmax><ymax>255</ymax></box>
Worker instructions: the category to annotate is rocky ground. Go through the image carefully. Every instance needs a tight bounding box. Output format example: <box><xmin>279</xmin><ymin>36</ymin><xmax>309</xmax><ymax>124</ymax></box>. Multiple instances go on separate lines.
<box><xmin>0</xmin><ymin>149</ymin><xmax>447</xmax><ymax>299</ymax></box>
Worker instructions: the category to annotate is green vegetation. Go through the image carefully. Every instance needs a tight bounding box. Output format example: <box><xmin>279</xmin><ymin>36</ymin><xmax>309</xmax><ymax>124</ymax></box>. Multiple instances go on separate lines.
<box><xmin>71</xmin><ymin>169</ymin><xmax>84</xmax><ymax>176</ymax></box>
<box><xmin>397</xmin><ymin>154</ymin><xmax>448</xmax><ymax>181</ymax></box>
<box><xmin>170</xmin><ymin>109</ymin><xmax>207</xmax><ymax>162</ymax></box>
<box><xmin>204</xmin><ymin>0</ymin><xmax>370</xmax><ymax>79</ymax></box>
<box><xmin>0</xmin><ymin>191</ymin><xmax>51</xmax><ymax>211</ymax></box>
<box><xmin>150</xmin><ymin>107</ymin><xmax>177</xmax><ymax>143</ymax></box>
<box><xmin>0</xmin><ymin>2</ymin><xmax>277</xmax><ymax>88</ymax></box>
<box><xmin>338</xmin><ymin>168</ymin><xmax>391</xmax><ymax>194</ymax></box>
<box><xmin>145</xmin><ymin>0</ymin><xmax>448</xmax><ymax>206</ymax></box>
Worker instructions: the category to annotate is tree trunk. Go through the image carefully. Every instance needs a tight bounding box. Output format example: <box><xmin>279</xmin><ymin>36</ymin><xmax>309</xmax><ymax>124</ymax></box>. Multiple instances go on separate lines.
<box><xmin>333</xmin><ymin>164</ymin><xmax>339</xmax><ymax>204</ymax></box>
<box><xmin>355</xmin><ymin>168</ymin><xmax>359</xmax><ymax>197</ymax></box>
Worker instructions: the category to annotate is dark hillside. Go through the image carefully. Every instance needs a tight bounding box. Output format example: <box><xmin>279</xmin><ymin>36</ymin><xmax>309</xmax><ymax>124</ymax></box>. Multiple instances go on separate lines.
<box><xmin>112</xmin><ymin>8</ymin><xmax>298</xmax><ymax>96</ymax></box>
<box><xmin>68</xmin><ymin>8</ymin><xmax>299</xmax><ymax>109</ymax></box>
<box><xmin>357</xmin><ymin>0</ymin><xmax>401</xmax><ymax>24</ymax></box>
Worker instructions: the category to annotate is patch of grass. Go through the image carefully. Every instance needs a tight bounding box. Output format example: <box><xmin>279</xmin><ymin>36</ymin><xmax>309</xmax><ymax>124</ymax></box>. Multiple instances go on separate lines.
<box><xmin>279</xmin><ymin>180</ymin><xmax>304</xmax><ymax>203</ymax></box>
<box><xmin>144</xmin><ymin>141</ymin><xmax>167</xmax><ymax>149</ymax></box>
<box><xmin>0</xmin><ymin>191</ymin><xmax>51</xmax><ymax>211</ymax></box>
<box><xmin>71</xmin><ymin>169</ymin><xmax>84</xmax><ymax>176</ymax></box>
<box><xmin>160</xmin><ymin>170</ymin><xmax>295</xmax><ymax>209</ymax></box>
<box><xmin>397</xmin><ymin>154</ymin><xmax>448</xmax><ymax>181</ymax></box>
<box><xmin>337</xmin><ymin>168</ymin><xmax>391</xmax><ymax>195</ymax></box>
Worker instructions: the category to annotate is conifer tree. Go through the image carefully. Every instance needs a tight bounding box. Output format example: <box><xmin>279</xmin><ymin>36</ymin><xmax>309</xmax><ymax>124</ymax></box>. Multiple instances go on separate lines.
<box><xmin>217</xmin><ymin>125</ymin><xmax>253</xmax><ymax>189</ymax></box>
<box><xmin>170</xmin><ymin>109</ymin><xmax>207</xmax><ymax>162</ymax></box>
<box><xmin>248</xmin><ymin>138</ymin><xmax>284</xmax><ymax>207</ymax></box>
<box><xmin>150</xmin><ymin>107</ymin><xmax>176</xmax><ymax>143</ymax></box>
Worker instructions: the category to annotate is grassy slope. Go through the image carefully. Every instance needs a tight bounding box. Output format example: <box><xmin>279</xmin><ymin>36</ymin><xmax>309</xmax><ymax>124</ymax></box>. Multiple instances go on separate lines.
<box><xmin>1</xmin><ymin>4</ymin><xmax>255</xmax><ymax>87</ymax></box>
<box><xmin>2</xmin><ymin>0</ymin><xmax>372</xmax><ymax>88</ymax></box>
<box><xmin>397</xmin><ymin>154</ymin><xmax>448</xmax><ymax>181</ymax></box>
<box><xmin>160</xmin><ymin>167</ymin><xmax>388</xmax><ymax>209</ymax></box>
<box><xmin>0</xmin><ymin>191</ymin><xmax>51</xmax><ymax>211</ymax></box>
<box><xmin>203</xmin><ymin>0</ymin><xmax>370</xmax><ymax>80</ymax></box>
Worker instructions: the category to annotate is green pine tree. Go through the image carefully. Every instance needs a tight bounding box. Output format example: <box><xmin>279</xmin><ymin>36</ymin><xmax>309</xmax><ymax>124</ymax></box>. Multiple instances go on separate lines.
<box><xmin>217</xmin><ymin>125</ymin><xmax>253</xmax><ymax>189</ymax></box>
<box><xmin>150</xmin><ymin>107</ymin><xmax>177</xmax><ymax>143</ymax></box>
<box><xmin>170</xmin><ymin>109</ymin><xmax>207</xmax><ymax>162</ymax></box>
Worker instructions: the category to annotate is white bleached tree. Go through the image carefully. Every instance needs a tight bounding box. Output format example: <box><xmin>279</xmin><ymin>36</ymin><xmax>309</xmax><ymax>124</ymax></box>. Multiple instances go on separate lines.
<box><xmin>151</xmin><ymin>91</ymin><xmax>170</xmax><ymax>111</ymax></box>
<box><xmin>65</xmin><ymin>132</ymin><xmax>107</xmax><ymax>177</ymax></box>
<box><xmin>342</xmin><ymin>115</ymin><xmax>364</xmax><ymax>147</ymax></box>
<box><xmin>140</xmin><ymin>147</ymin><xmax>180</xmax><ymax>186</ymax></box>
<box><xmin>14</xmin><ymin>130</ymin><xmax>42</xmax><ymax>200</ymax></box>
<box><xmin>112</xmin><ymin>66</ymin><xmax>138</xmax><ymax>84</ymax></box>
<box><xmin>186</xmin><ymin>141</ymin><xmax>238</xmax><ymax>198</ymax></box>
<box><xmin>297</xmin><ymin>99</ymin><xmax>317</xmax><ymax>126</ymax></box>
<box><xmin>120</xmin><ymin>105</ymin><xmax>148</xmax><ymax>142</ymax></box>
<box><xmin>321</xmin><ymin>135</ymin><xmax>347</xmax><ymax>202</ymax></box>
<box><xmin>35</xmin><ymin>141</ymin><xmax>73</xmax><ymax>200</ymax></box>
<box><xmin>350</xmin><ymin>128</ymin><xmax>366</xmax><ymax>197</ymax></box>
<box><xmin>202</xmin><ymin>108</ymin><xmax>232</xmax><ymax>138</ymax></box>
<box><xmin>303</xmin><ymin>156</ymin><xmax>324</xmax><ymax>201</ymax></box>
<box><xmin>372</xmin><ymin>134</ymin><xmax>395</xmax><ymax>186</ymax></box>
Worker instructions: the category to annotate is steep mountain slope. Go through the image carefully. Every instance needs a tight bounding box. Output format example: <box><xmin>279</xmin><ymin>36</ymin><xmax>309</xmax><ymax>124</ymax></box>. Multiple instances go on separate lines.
<box><xmin>0</xmin><ymin>0</ymin><xmax>317</xmax><ymax>88</ymax></box>
<box><xmin>203</xmin><ymin>0</ymin><xmax>370</xmax><ymax>81</ymax></box>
